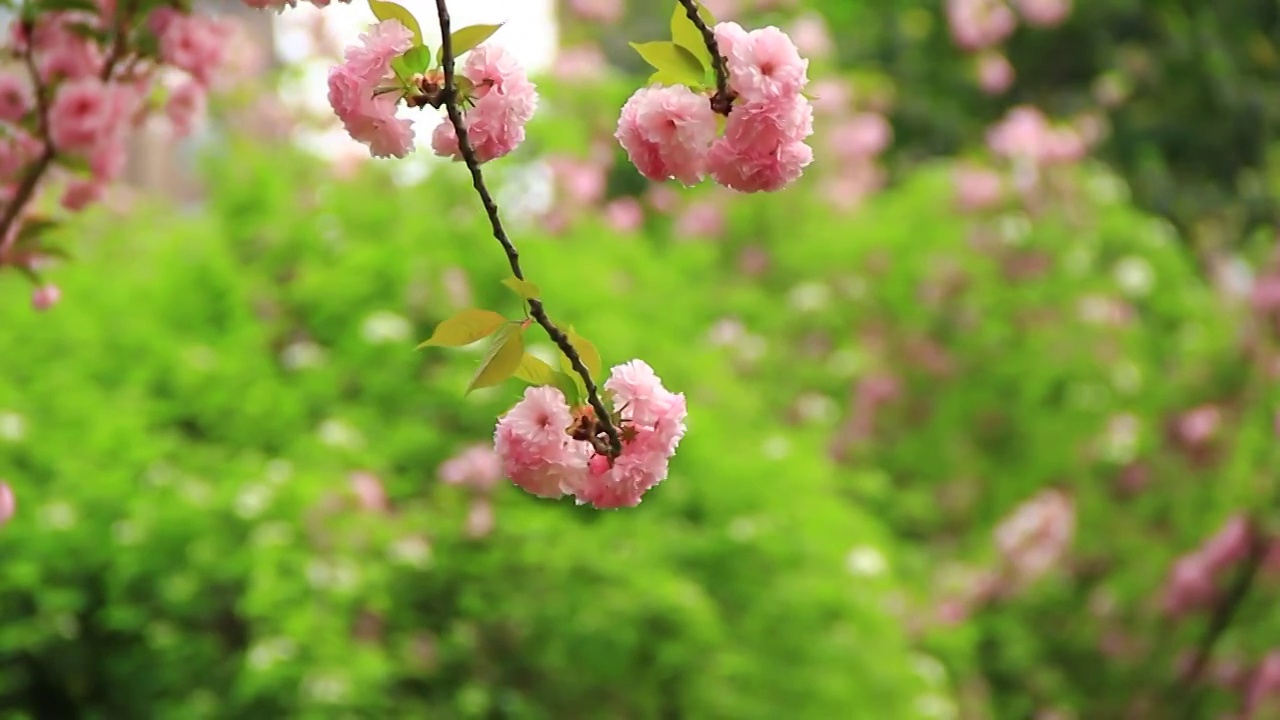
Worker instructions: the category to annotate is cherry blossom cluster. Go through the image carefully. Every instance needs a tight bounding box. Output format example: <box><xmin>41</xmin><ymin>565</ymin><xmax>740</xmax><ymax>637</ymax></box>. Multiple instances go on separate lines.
<box><xmin>0</xmin><ymin>0</ymin><xmax>238</xmax><ymax>310</ymax></box>
<box><xmin>946</xmin><ymin>0</ymin><xmax>1072</xmax><ymax>94</ymax></box>
<box><xmin>615</xmin><ymin>22</ymin><xmax>813</xmax><ymax>193</ymax></box>
<box><xmin>1162</xmin><ymin>515</ymin><xmax>1255</xmax><ymax>617</ymax></box>
<box><xmin>993</xmin><ymin>488</ymin><xmax>1075</xmax><ymax>586</ymax></box>
<box><xmin>326</xmin><ymin>20</ymin><xmax>536</xmax><ymax>161</ymax></box>
<box><xmin>494</xmin><ymin>360</ymin><xmax>687</xmax><ymax>509</ymax></box>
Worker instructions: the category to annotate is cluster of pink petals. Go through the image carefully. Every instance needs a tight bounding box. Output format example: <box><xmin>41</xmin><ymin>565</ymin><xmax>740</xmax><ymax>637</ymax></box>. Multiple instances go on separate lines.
<box><xmin>948</xmin><ymin>0</ymin><xmax>1071</xmax><ymax>53</ymax></box>
<box><xmin>149</xmin><ymin>8</ymin><xmax>231</xmax><ymax>87</ymax></box>
<box><xmin>48</xmin><ymin>77</ymin><xmax>139</xmax><ymax>184</ymax></box>
<box><xmin>430</xmin><ymin>44</ymin><xmax>539</xmax><ymax>164</ymax></box>
<box><xmin>614</xmin><ymin>22</ymin><xmax>813</xmax><ymax>193</ymax></box>
<box><xmin>240</xmin><ymin>0</ymin><xmax>351</xmax><ymax>12</ymax></box>
<box><xmin>566</xmin><ymin>0</ymin><xmax>623</xmax><ymax>23</ymax></box>
<box><xmin>986</xmin><ymin>105</ymin><xmax>1087</xmax><ymax>165</ymax></box>
<box><xmin>494</xmin><ymin>360</ymin><xmax>687</xmax><ymax>509</ymax></box>
<box><xmin>0</xmin><ymin>481</ymin><xmax>13</xmax><ymax>525</ymax></box>
<box><xmin>327</xmin><ymin>20</ymin><xmax>415</xmax><ymax>159</ymax></box>
<box><xmin>993</xmin><ymin>488</ymin><xmax>1075</xmax><ymax>584</ymax></box>
<box><xmin>1162</xmin><ymin>515</ymin><xmax>1253</xmax><ymax>617</ymax></box>
<box><xmin>438</xmin><ymin>444</ymin><xmax>503</xmax><ymax>493</ymax></box>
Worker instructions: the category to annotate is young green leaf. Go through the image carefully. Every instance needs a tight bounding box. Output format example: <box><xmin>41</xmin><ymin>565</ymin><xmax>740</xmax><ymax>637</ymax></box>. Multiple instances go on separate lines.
<box><xmin>558</xmin><ymin>327</ymin><xmax>603</xmax><ymax>385</ymax></box>
<box><xmin>670</xmin><ymin>3</ymin><xmax>713</xmax><ymax>74</ymax></box>
<box><xmin>438</xmin><ymin>23</ymin><xmax>504</xmax><ymax>65</ymax></box>
<box><xmin>394</xmin><ymin>44</ymin><xmax>433</xmax><ymax>80</ymax></box>
<box><xmin>466</xmin><ymin>324</ymin><xmax>525</xmax><ymax>394</ymax></box>
<box><xmin>418</xmin><ymin>309</ymin><xmax>508</xmax><ymax>348</ymax></box>
<box><xmin>551</xmin><ymin>371</ymin><xmax>582</xmax><ymax>405</ymax></box>
<box><xmin>367</xmin><ymin>0</ymin><xmax>423</xmax><ymax>46</ymax></box>
<box><xmin>513</xmin><ymin>352</ymin><xmax>558</xmax><ymax>386</ymax></box>
<box><xmin>501</xmin><ymin>277</ymin><xmax>541</xmax><ymax>301</ymax></box>
<box><xmin>629</xmin><ymin>41</ymin><xmax>706</xmax><ymax>88</ymax></box>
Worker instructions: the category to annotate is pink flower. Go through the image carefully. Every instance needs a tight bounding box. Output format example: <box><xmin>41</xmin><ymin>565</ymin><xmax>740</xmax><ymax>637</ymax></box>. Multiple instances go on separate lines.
<box><xmin>439</xmin><ymin>444</ymin><xmax>502</xmax><ymax>492</ymax></box>
<box><xmin>0</xmin><ymin>130</ymin><xmax>43</xmax><ymax>185</ymax></box>
<box><xmin>977</xmin><ymin>52</ymin><xmax>1015</xmax><ymax>94</ymax></box>
<box><xmin>1013</xmin><ymin>0</ymin><xmax>1071</xmax><ymax>27</ymax></box>
<box><xmin>786</xmin><ymin>14</ymin><xmax>832</xmax><ymax>59</ymax></box>
<box><xmin>675</xmin><ymin>201</ymin><xmax>724</xmax><ymax>239</ymax></box>
<box><xmin>953</xmin><ymin>164</ymin><xmax>1004</xmax><ymax>211</ymax></box>
<box><xmin>705</xmin><ymin>93</ymin><xmax>814</xmax><ymax>193</ymax></box>
<box><xmin>550</xmin><ymin>157</ymin><xmax>606</xmax><ymax>205</ymax></box>
<box><xmin>1175</xmin><ymin>405</ymin><xmax>1222</xmax><ymax>449</ymax></box>
<box><xmin>350</xmin><ymin>471</ymin><xmax>388</xmax><ymax>512</ymax></box>
<box><xmin>827</xmin><ymin>112</ymin><xmax>891</xmax><ymax>161</ymax></box>
<box><xmin>0</xmin><ymin>73</ymin><xmax>33</xmax><ymax>123</ymax></box>
<box><xmin>165</xmin><ymin>81</ymin><xmax>206</xmax><ymax>138</ymax></box>
<box><xmin>947</xmin><ymin>0</ymin><xmax>1017</xmax><ymax>51</ymax></box>
<box><xmin>431</xmin><ymin>44</ymin><xmax>538</xmax><ymax>164</ymax></box>
<box><xmin>492</xmin><ymin>361</ymin><xmax>686</xmax><ymax>508</ymax></box>
<box><xmin>150</xmin><ymin>8</ymin><xmax>230</xmax><ymax>87</ymax></box>
<box><xmin>1245</xmin><ymin>651</ymin><xmax>1280</xmax><ymax>716</ymax></box>
<box><xmin>48</xmin><ymin>77</ymin><xmax>135</xmax><ymax>164</ymax></box>
<box><xmin>615</xmin><ymin>84</ymin><xmax>718</xmax><ymax>186</ymax></box>
<box><xmin>994</xmin><ymin>489</ymin><xmax>1074</xmax><ymax>585</ymax></box>
<box><xmin>553</xmin><ymin>44</ymin><xmax>608</xmax><ymax>82</ymax></box>
<box><xmin>465</xmin><ymin>499</ymin><xmax>494</xmax><ymax>538</ymax></box>
<box><xmin>604</xmin><ymin>197</ymin><xmax>644</xmax><ymax>232</ymax></box>
<box><xmin>327</xmin><ymin>20</ymin><xmax>415</xmax><ymax>159</ymax></box>
<box><xmin>714</xmin><ymin>22</ymin><xmax>809</xmax><ymax>102</ymax></box>
<box><xmin>60</xmin><ymin>177</ymin><xmax>104</xmax><ymax>211</ymax></box>
<box><xmin>567</xmin><ymin>0</ymin><xmax>623</xmax><ymax>23</ymax></box>
<box><xmin>0</xmin><ymin>482</ymin><xmax>13</xmax><ymax>525</ymax></box>
<box><xmin>1199</xmin><ymin>515</ymin><xmax>1252</xmax><ymax>574</ymax></box>
<box><xmin>29</xmin><ymin>17</ymin><xmax>104</xmax><ymax>82</ymax></box>
<box><xmin>31</xmin><ymin>284</ymin><xmax>61</xmax><ymax>311</ymax></box>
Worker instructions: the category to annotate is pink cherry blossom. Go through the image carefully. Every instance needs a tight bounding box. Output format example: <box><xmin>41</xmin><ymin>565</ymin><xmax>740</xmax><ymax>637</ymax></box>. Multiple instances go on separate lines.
<box><xmin>48</xmin><ymin>77</ymin><xmax>135</xmax><ymax>160</ymax></box>
<box><xmin>493</xmin><ymin>361</ymin><xmax>686</xmax><ymax>508</ymax></box>
<box><xmin>465</xmin><ymin>499</ymin><xmax>495</xmax><ymax>538</ymax></box>
<box><xmin>615</xmin><ymin>84</ymin><xmax>718</xmax><ymax>186</ymax></box>
<box><xmin>0</xmin><ymin>130</ymin><xmax>43</xmax><ymax>184</ymax></box>
<box><xmin>0</xmin><ymin>73</ymin><xmax>33</xmax><ymax>123</ymax></box>
<box><xmin>1014</xmin><ymin>0</ymin><xmax>1071</xmax><ymax>27</ymax></box>
<box><xmin>708</xmin><ymin>137</ymin><xmax>813</xmax><ymax>193</ymax></box>
<box><xmin>786</xmin><ymin>13</ymin><xmax>832</xmax><ymax>59</ymax></box>
<box><xmin>0</xmin><ymin>481</ymin><xmax>12</xmax><ymax>525</ymax></box>
<box><xmin>714</xmin><ymin>22</ymin><xmax>809</xmax><ymax>102</ymax></box>
<box><xmin>31</xmin><ymin>284</ymin><xmax>61</xmax><ymax>311</ymax></box>
<box><xmin>947</xmin><ymin>0</ymin><xmax>1017</xmax><ymax>51</ymax></box>
<box><xmin>60</xmin><ymin>177</ymin><xmax>104</xmax><ymax>211</ymax></box>
<box><xmin>994</xmin><ymin>488</ymin><xmax>1075</xmax><ymax>585</ymax></box>
<box><xmin>165</xmin><ymin>80</ymin><xmax>206</xmax><ymax>137</ymax></box>
<box><xmin>977</xmin><ymin>52</ymin><xmax>1015</xmax><ymax>94</ymax></box>
<box><xmin>431</xmin><ymin>44</ymin><xmax>539</xmax><ymax>164</ymax></box>
<box><xmin>1244</xmin><ymin>651</ymin><xmax>1280</xmax><ymax>717</ymax></box>
<box><xmin>604</xmin><ymin>197</ymin><xmax>644</xmax><ymax>232</ymax></box>
<box><xmin>827</xmin><ymin>112</ymin><xmax>891</xmax><ymax>161</ymax></box>
<box><xmin>439</xmin><ymin>444</ymin><xmax>502</xmax><ymax>493</ymax></box>
<box><xmin>567</xmin><ymin>0</ymin><xmax>623</xmax><ymax>23</ymax></box>
<box><xmin>29</xmin><ymin>16</ymin><xmax>104</xmax><ymax>82</ymax></box>
<box><xmin>675</xmin><ymin>201</ymin><xmax>725</xmax><ymax>239</ymax></box>
<box><xmin>150</xmin><ymin>8</ymin><xmax>230</xmax><ymax>87</ymax></box>
<box><xmin>327</xmin><ymin>20</ymin><xmax>415</xmax><ymax>159</ymax></box>
<box><xmin>350</xmin><ymin>471</ymin><xmax>389</xmax><ymax>513</ymax></box>
<box><xmin>953</xmin><ymin>164</ymin><xmax>1005</xmax><ymax>211</ymax></box>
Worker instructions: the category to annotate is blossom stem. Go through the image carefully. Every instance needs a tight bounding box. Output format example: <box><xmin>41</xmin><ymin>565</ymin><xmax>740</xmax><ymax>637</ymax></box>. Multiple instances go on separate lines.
<box><xmin>432</xmin><ymin>0</ymin><xmax>622</xmax><ymax>457</ymax></box>
<box><xmin>675</xmin><ymin>0</ymin><xmax>733</xmax><ymax>115</ymax></box>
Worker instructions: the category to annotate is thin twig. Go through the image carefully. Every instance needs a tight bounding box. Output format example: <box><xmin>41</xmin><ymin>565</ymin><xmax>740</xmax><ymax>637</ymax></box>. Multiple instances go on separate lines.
<box><xmin>675</xmin><ymin>0</ymin><xmax>734</xmax><ymax>115</ymax></box>
<box><xmin>432</xmin><ymin>0</ymin><xmax>622</xmax><ymax>457</ymax></box>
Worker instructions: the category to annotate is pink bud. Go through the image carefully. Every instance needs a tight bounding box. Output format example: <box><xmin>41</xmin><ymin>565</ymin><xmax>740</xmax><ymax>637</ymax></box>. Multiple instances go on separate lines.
<box><xmin>0</xmin><ymin>482</ymin><xmax>13</xmax><ymax>525</ymax></box>
<box><xmin>31</xmin><ymin>284</ymin><xmax>60</xmax><ymax>311</ymax></box>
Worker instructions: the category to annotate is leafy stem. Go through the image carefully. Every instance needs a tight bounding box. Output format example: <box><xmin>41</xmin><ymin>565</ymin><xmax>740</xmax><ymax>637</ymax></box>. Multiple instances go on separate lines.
<box><xmin>431</xmin><ymin>0</ymin><xmax>622</xmax><ymax>457</ymax></box>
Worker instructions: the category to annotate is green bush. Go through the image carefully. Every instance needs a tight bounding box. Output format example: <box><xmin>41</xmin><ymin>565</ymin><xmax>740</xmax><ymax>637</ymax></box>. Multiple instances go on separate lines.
<box><xmin>0</xmin><ymin>140</ymin><xmax>934</xmax><ymax>719</ymax></box>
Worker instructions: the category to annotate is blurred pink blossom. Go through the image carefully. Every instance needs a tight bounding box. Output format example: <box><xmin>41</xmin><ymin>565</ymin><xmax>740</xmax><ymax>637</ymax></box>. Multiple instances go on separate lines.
<box><xmin>1174</xmin><ymin>405</ymin><xmax>1221</xmax><ymax>449</ymax></box>
<box><xmin>553</xmin><ymin>44</ymin><xmax>609</xmax><ymax>82</ymax></box>
<box><xmin>566</xmin><ymin>0</ymin><xmax>623</xmax><ymax>23</ymax></box>
<box><xmin>953</xmin><ymin>164</ymin><xmax>1004</xmax><ymax>211</ymax></box>
<box><xmin>994</xmin><ymin>489</ymin><xmax>1074</xmax><ymax>585</ymax></box>
<box><xmin>350</xmin><ymin>471</ymin><xmax>388</xmax><ymax>512</ymax></box>
<box><xmin>550</xmin><ymin>156</ymin><xmax>607</xmax><ymax>206</ymax></box>
<box><xmin>1013</xmin><ymin>0</ymin><xmax>1071</xmax><ymax>27</ymax></box>
<box><xmin>1162</xmin><ymin>516</ymin><xmax>1253</xmax><ymax>617</ymax></box>
<box><xmin>1244</xmin><ymin>651</ymin><xmax>1280</xmax><ymax>718</ymax></box>
<box><xmin>439</xmin><ymin>444</ymin><xmax>502</xmax><ymax>493</ymax></box>
<box><xmin>976</xmin><ymin>52</ymin><xmax>1015</xmax><ymax>94</ymax></box>
<box><xmin>675</xmin><ymin>201</ymin><xmax>725</xmax><ymax>239</ymax></box>
<box><xmin>465</xmin><ymin>499</ymin><xmax>495</xmax><ymax>538</ymax></box>
<box><xmin>787</xmin><ymin>13</ymin><xmax>832</xmax><ymax>59</ymax></box>
<box><xmin>807</xmin><ymin>78</ymin><xmax>852</xmax><ymax>115</ymax></box>
<box><xmin>605</xmin><ymin>198</ymin><xmax>644</xmax><ymax>233</ymax></box>
<box><xmin>0</xmin><ymin>481</ymin><xmax>13</xmax><ymax>526</ymax></box>
<box><xmin>947</xmin><ymin>0</ymin><xmax>1017</xmax><ymax>51</ymax></box>
<box><xmin>828</xmin><ymin>113</ymin><xmax>893</xmax><ymax>160</ymax></box>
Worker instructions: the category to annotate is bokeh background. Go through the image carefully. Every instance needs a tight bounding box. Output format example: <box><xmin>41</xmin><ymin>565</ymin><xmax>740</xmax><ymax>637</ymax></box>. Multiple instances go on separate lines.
<box><xmin>3</xmin><ymin>0</ymin><xmax>1280</xmax><ymax>717</ymax></box>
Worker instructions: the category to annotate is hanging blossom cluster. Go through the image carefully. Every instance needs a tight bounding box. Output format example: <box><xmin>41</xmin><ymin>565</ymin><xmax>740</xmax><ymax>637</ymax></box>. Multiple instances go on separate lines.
<box><xmin>0</xmin><ymin>0</ymin><xmax>239</xmax><ymax>311</ymax></box>
<box><xmin>495</xmin><ymin>360</ymin><xmax>687</xmax><ymax>509</ymax></box>
<box><xmin>616</xmin><ymin>22</ymin><xmax>813</xmax><ymax>193</ymax></box>
<box><xmin>326</xmin><ymin>19</ymin><xmax>537</xmax><ymax>161</ymax></box>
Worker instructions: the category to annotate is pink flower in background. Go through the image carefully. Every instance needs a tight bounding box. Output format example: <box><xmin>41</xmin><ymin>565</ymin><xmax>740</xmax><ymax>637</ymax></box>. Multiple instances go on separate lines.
<box><xmin>48</xmin><ymin>77</ymin><xmax>135</xmax><ymax>165</ymax></box>
<box><xmin>30</xmin><ymin>17</ymin><xmax>104</xmax><ymax>82</ymax></box>
<box><xmin>350</xmin><ymin>471</ymin><xmax>389</xmax><ymax>512</ymax></box>
<box><xmin>550</xmin><ymin>157</ymin><xmax>606</xmax><ymax>205</ymax></box>
<box><xmin>327</xmin><ymin>20</ymin><xmax>415</xmax><ymax>159</ymax></box>
<box><xmin>431</xmin><ymin>44</ymin><xmax>539</xmax><ymax>164</ymax></box>
<box><xmin>60</xmin><ymin>178</ymin><xmax>104</xmax><ymax>211</ymax></box>
<box><xmin>947</xmin><ymin>0</ymin><xmax>1017</xmax><ymax>51</ymax></box>
<box><xmin>439</xmin><ymin>444</ymin><xmax>502</xmax><ymax>493</ymax></box>
<box><xmin>553</xmin><ymin>44</ymin><xmax>608</xmax><ymax>82</ymax></box>
<box><xmin>1199</xmin><ymin>515</ymin><xmax>1252</xmax><ymax>573</ymax></box>
<box><xmin>0</xmin><ymin>131</ymin><xmax>42</xmax><ymax>184</ymax></box>
<box><xmin>953</xmin><ymin>164</ymin><xmax>1004</xmax><ymax>211</ymax></box>
<box><xmin>1174</xmin><ymin>405</ymin><xmax>1221</xmax><ymax>449</ymax></box>
<box><xmin>494</xmin><ymin>361</ymin><xmax>686</xmax><ymax>508</ymax></box>
<box><xmin>1014</xmin><ymin>0</ymin><xmax>1071</xmax><ymax>27</ymax></box>
<box><xmin>165</xmin><ymin>81</ymin><xmax>206</xmax><ymax>138</ymax></box>
<box><xmin>615</xmin><ymin>85</ymin><xmax>718</xmax><ymax>186</ymax></box>
<box><xmin>604</xmin><ymin>198</ymin><xmax>644</xmax><ymax>232</ymax></box>
<box><xmin>465</xmin><ymin>499</ymin><xmax>494</xmax><ymax>538</ymax></box>
<box><xmin>150</xmin><ymin>8</ymin><xmax>231</xmax><ymax>87</ymax></box>
<box><xmin>646</xmin><ymin>185</ymin><xmax>680</xmax><ymax>212</ymax></box>
<box><xmin>986</xmin><ymin>105</ymin><xmax>1053</xmax><ymax>161</ymax></box>
<box><xmin>567</xmin><ymin>0</ymin><xmax>623</xmax><ymax>23</ymax></box>
<box><xmin>827</xmin><ymin>112</ymin><xmax>891</xmax><ymax>160</ymax></box>
<box><xmin>31</xmin><ymin>284</ymin><xmax>60</xmax><ymax>311</ymax></box>
<box><xmin>1244</xmin><ymin>651</ymin><xmax>1280</xmax><ymax>717</ymax></box>
<box><xmin>715</xmin><ymin>22</ymin><xmax>809</xmax><ymax>102</ymax></box>
<box><xmin>1162</xmin><ymin>516</ymin><xmax>1254</xmax><ymax>617</ymax></box>
<box><xmin>976</xmin><ymin>52</ymin><xmax>1015</xmax><ymax>94</ymax></box>
<box><xmin>0</xmin><ymin>73</ymin><xmax>32</xmax><ymax>123</ymax></box>
<box><xmin>808</xmin><ymin>78</ymin><xmax>852</xmax><ymax>115</ymax></box>
<box><xmin>994</xmin><ymin>489</ymin><xmax>1074</xmax><ymax>584</ymax></box>
<box><xmin>786</xmin><ymin>13</ymin><xmax>833</xmax><ymax>59</ymax></box>
<box><xmin>675</xmin><ymin>201</ymin><xmax>725</xmax><ymax>239</ymax></box>
<box><xmin>0</xmin><ymin>482</ymin><xmax>13</xmax><ymax>525</ymax></box>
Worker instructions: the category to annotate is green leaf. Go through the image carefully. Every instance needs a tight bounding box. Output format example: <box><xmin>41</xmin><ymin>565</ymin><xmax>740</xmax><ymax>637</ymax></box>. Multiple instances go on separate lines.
<box><xmin>391</xmin><ymin>44</ymin><xmax>432</xmax><ymax>81</ymax></box>
<box><xmin>438</xmin><ymin>23</ymin><xmax>504</xmax><ymax>65</ymax></box>
<box><xmin>513</xmin><ymin>352</ymin><xmax>557</xmax><ymax>386</ymax></box>
<box><xmin>501</xmin><ymin>277</ymin><xmax>541</xmax><ymax>301</ymax></box>
<box><xmin>418</xmin><ymin>309</ymin><xmax>508</xmax><ymax>348</ymax></box>
<box><xmin>629</xmin><ymin>41</ymin><xmax>706</xmax><ymax>88</ymax></box>
<box><xmin>670</xmin><ymin>3</ymin><xmax>713</xmax><ymax>75</ymax></box>
<box><xmin>557</xmin><ymin>327</ymin><xmax>603</xmax><ymax>389</ymax></box>
<box><xmin>367</xmin><ymin>0</ymin><xmax>423</xmax><ymax>46</ymax></box>
<box><xmin>466</xmin><ymin>324</ymin><xmax>524</xmax><ymax>394</ymax></box>
<box><xmin>551</xmin><ymin>371</ymin><xmax>582</xmax><ymax>405</ymax></box>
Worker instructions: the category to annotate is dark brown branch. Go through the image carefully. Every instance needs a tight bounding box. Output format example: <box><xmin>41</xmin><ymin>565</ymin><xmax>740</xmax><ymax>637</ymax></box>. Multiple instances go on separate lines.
<box><xmin>675</xmin><ymin>0</ymin><xmax>734</xmax><ymax>115</ymax></box>
<box><xmin>432</xmin><ymin>0</ymin><xmax>622</xmax><ymax>457</ymax></box>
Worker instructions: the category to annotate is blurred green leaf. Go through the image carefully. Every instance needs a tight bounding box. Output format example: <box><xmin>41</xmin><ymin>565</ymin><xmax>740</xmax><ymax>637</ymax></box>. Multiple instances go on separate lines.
<box><xmin>629</xmin><ymin>41</ymin><xmax>705</xmax><ymax>88</ymax></box>
<box><xmin>418</xmin><ymin>309</ymin><xmax>507</xmax><ymax>348</ymax></box>
<box><xmin>501</xmin><ymin>277</ymin><xmax>540</xmax><ymax>301</ymax></box>
<box><xmin>466</xmin><ymin>323</ymin><xmax>524</xmax><ymax>394</ymax></box>
<box><xmin>439</xmin><ymin>23</ymin><xmax>503</xmax><ymax>65</ymax></box>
